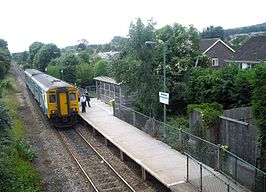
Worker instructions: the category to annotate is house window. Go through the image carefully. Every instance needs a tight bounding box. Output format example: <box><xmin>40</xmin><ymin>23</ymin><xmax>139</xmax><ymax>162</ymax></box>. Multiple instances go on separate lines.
<box><xmin>241</xmin><ymin>63</ymin><xmax>251</xmax><ymax>69</ymax></box>
<box><xmin>212</xmin><ymin>58</ymin><xmax>219</xmax><ymax>66</ymax></box>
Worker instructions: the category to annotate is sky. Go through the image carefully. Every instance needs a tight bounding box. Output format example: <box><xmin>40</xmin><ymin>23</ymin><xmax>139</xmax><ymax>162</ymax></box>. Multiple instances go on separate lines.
<box><xmin>1</xmin><ymin>0</ymin><xmax>265</xmax><ymax>53</ymax></box>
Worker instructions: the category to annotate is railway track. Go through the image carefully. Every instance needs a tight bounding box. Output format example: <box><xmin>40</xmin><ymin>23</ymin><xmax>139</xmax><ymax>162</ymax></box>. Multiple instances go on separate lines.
<box><xmin>13</xmin><ymin>63</ymin><xmax>168</xmax><ymax>191</ymax></box>
<box><xmin>13</xmin><ymin>64</ymin><xmax>135</xmax><ymax>191</ymax></box>
<box><xmin>56</xmin><ymin>128</ymin><xmax>136</xmax><ymax>192</ymax></box>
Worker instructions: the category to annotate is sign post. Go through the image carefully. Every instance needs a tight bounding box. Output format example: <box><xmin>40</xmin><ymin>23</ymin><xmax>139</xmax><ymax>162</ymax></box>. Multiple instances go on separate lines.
<box><xmin>159</xmin><ymin>92</ymin><xmax>169</xmax><ymax>105</ymax></box>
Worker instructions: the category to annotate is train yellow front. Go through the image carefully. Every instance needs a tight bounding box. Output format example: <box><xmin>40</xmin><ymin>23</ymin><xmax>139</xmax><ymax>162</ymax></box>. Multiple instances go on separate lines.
<box><xmin>25</xmin><ymin>69</ymin><xmax>79</xmax><ymax>127</ymax></box>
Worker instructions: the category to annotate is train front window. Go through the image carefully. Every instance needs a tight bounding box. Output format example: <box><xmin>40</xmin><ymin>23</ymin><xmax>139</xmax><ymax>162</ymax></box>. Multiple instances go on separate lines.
<box><xmin>70</xmin><ymin>92</ymin><xmax>76</xmax><ymax>101</ymax></box>
<box><xmin>49</xmin><ymin>94</ymin><xmax>56</xmax><ymax>103</ymax></box>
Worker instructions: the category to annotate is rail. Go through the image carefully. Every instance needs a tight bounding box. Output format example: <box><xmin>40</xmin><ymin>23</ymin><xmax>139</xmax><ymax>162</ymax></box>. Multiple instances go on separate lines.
<box><xmin>56</xmin><ymin>128</ymin><xmax>136</xmax><ymax>192</ymax></box>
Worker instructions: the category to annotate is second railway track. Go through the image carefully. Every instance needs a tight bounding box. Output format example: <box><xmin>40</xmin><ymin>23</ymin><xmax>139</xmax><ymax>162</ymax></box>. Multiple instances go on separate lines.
<box><xmin>56</xmin><ymin>128</ymin><xmax>136</xmax><ymax>192</ymax></box>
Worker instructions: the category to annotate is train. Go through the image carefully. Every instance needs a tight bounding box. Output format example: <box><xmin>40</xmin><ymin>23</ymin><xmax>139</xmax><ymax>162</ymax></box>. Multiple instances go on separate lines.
<box><xmin>25</xmin><ymin>69</ymin><xmax>80</xmax><ymax>127</ymax></box>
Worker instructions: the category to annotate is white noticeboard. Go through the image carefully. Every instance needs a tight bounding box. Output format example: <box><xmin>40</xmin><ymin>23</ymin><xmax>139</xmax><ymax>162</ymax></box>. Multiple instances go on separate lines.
<box><xmin>159</xmin><ymin>92</ymin><xmax>169</xmax><ymax>105</ymax></box>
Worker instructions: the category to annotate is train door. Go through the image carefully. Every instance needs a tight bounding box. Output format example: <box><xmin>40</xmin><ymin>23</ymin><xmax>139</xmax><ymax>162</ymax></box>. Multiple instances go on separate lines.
<box><xmin>59</xmin><ymin>92</ymin><xmax>68</xmax><ymax>116</ymax></box>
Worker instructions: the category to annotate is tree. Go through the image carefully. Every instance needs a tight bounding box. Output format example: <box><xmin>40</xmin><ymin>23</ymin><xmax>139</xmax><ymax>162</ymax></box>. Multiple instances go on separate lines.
<box><xmin>0</xmin><ymin>39</ymin><xmax>8</xmax><ymax>49</ymax></box>
<box><xmin>155</xmin><ymin>24</ymin><xmax>202</xmax><ymax>114</ymax></box>
<box><xmin>76</xmin><ymin>63</ymin><xmax>94</xmax><ymax>87</ymax></box>
<box><xmin>76</xmin><ymin>39</ymin><xmax>89</xmax><ymax>51</ymax></box>
<box><xmin>77</xmin><ymin>50</ymin><xmax>91</xmax><ymax>63</ymax></box>
<box><xmin>33</xmin><ymin>44</ymin><xmax>60</xmax><ymax>71</ymax></box>
<box><xmin>94</xmin><ymin>60</ymin><xmax>109</xmax><ymax>77</ymax></box>
<box><xmin>28</xmin><ymin>42</ymin><xmax>44</xmax><ymax>67</ymax></box>
<box><xmin>185</xmin><ymin>66</ymin><xmax>255</xmax><ymax>109</ymax></box>
<box><xmin>110</xmin><ymin>36</ymin><xmax>127</xmax><ymax>51</ymax></box>
<box><xmin>252</xmin><ymin>64</ymin><xmax>266</xmax><ymax>172</ymax></box>
<box><xmin>0</xmin><ymin>48</ymin><xmax>11</xmax><ymax>79</ymax></box>
<box><xmin>12</xmin><ymin>51</ymin><xmax>29</xmax><ymax>67</ymax></box>
<box><xmin>60</xmin><ymin>52</ymin><xmax>79</xmax><ymax>66</ymax></box>
<box><xmin>112</xmin><ymin>18</ymin><xmax>161</xmax><ymax>116</ymax></box>
<box><xmin>201</xmin><ymin>25</ymin><xmax>224</xmax><ymax>40</ymax></box>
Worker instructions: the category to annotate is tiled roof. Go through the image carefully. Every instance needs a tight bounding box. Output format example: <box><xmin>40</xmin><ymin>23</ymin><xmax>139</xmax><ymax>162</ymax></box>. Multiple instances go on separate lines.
<box><xmin>233</xmin><ymin>35</ymin><xmax>266</xmax><ymax>61</ymax></box>
<box><xmin>199</xmin><ymin>38</ymin><xmax>220</xmax><ymax>52</ymax></box>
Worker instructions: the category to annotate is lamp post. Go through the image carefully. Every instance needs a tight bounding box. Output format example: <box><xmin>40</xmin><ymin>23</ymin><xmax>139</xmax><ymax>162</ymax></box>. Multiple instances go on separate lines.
<box><xmin>61</xmin><ymin>69</ymin><xmax>64</xmax><ymax>80</ymax></box>
<box><xmin>145</xmin><ymin>40</ymin><xmax>168</xmax><ymax>137</ymax></box>
<box><xmin>163</xmin><ymin>44</ymin><xmax>167</xmax><ymax>128</ymax></box>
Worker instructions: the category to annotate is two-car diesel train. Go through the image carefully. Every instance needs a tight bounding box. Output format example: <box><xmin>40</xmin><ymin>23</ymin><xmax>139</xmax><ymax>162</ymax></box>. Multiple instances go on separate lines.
<box><xmin>25</xmin><ymin>69</ymin><xmax>79</xmax><ymax>127</ymax></box>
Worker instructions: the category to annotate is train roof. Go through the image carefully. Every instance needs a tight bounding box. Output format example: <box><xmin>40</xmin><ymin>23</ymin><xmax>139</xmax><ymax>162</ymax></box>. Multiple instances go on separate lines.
<box><xmin>25</xmin><ymin>69</ymin><xmax>75</xmax><ymax>92</ymax></box>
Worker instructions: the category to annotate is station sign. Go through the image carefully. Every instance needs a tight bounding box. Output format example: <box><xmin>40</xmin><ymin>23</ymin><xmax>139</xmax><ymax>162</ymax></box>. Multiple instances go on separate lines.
<box><xmin>159</xmin><ymin>92</ymin><xmax>169</xmax><ymax>105</ymax></box>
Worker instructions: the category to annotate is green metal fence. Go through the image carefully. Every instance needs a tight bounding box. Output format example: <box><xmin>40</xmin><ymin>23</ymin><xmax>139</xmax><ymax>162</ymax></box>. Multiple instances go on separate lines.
<box><xmin>114</xmin><ymin>103</ymin><xmax>266</xmax><ymax>192</ymax></box>
<box><xmin>186</xmin><ymin>153</ymin><xmax>238</xmax><ymax>192</ymax></box>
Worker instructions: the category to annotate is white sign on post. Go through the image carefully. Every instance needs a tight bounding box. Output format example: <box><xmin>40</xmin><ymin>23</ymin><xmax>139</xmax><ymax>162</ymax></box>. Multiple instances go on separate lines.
<box><xmin>159</xmin><ymin>92</ymin><xmax>169</xmax><ymax>105</ymax></box>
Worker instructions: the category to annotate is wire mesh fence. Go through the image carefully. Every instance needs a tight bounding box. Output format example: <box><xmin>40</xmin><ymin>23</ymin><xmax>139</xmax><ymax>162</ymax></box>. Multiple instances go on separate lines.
<box><xmin>85</xmin><ymin>85</ymin><xmax>96</xmax><ymax>98</ymax></box>
<box><xmin>113</xmin><ymin>102</ymin><xmax>266</xmax><ymax>192</ymax></box>
<box><xmin>186</xmin><ymin>153</ymin><xmax>238</xmax><ymax>192</ymax></box>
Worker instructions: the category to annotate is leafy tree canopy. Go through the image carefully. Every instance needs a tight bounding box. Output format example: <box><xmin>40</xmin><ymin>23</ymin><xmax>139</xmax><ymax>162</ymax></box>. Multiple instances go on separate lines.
<box><xmin>0</xmin><ymin>48</ymin><xmax>11</xmax><ymax>79</ymax></box>
<box><xmin>252</xmin><ymin>64</ymin><xmax>266</xmax><ymax>171</ymax></box>
<box><xmin>110</xmin><ymin>36</ymin><xmax>128</xmax><ymax>51</ymax></box>
<box><xmin>33</xmin><ymin>43</ymin><xmax>60</xmax><ymax>71</ymax></box>
<box><xmin>94</xmin><ymin>60</ymin><xmax>109</xmax><ymax>77</ymax></box>
<box><xmin>0</xmin><ymin>39</ymin><xmax>8</xmax><ymax>49</ymax></box>
<box><xmin>201</xmin><ymin>25</ymin><xmax>224</xmax><ymax>40</ymax></box>
<box><xmin>28</xmin><ymin>42</ymin><xmax>44</xmax><ymax>67</ymax></box>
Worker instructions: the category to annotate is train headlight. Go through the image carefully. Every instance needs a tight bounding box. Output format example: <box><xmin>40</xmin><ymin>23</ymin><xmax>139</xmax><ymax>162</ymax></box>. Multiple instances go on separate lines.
<box><xmin>51</xmin><ymin>110</ymin><xmax>57</xmax><ymax>114</ymax></box>
<box><xmin>72</xmin><ymin>108</ymin><xmax>77</xmax><ymax>111</ymax></box>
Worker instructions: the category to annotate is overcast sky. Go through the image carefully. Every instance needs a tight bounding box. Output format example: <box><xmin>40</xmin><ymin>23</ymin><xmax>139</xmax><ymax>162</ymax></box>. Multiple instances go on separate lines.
<box><xmin>1</xmin><ymin>0</ymin><xmax>265</xmax><ymax>53</ymax></box>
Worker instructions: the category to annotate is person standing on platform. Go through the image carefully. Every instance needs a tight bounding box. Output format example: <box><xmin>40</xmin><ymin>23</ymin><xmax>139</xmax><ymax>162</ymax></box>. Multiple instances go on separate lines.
<box><xmin>85</xmin><ymin>91</ymin><xmax>91</xmax><ymax>107</ymax></box>
<box><xmin>80</xmin><ymin>94</ymin><xmax>87</xmax><ymax>113</ymax></box>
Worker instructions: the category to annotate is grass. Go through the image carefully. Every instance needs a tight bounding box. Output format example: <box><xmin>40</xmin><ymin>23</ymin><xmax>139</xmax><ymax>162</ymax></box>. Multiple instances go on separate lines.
<box><xmin>0</xmin><ymin>74</ymin><xmax>25</xmax><ymax>138</ymax></box>
<box><xmin>0</xmin><ymin>72</ymin><xmax>41</xmax><ymax>192</ymax></box>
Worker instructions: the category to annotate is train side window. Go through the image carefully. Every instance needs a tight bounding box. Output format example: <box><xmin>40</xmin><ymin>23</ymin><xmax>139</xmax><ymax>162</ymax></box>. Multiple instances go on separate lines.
<box><xmin>49</xmin><ymin>94</ymin><xmax>56</xmax><ymax>103</ymax></box>
<box><xmin>70</xmin><ymin>92</ymin><xmax>76</xmax><ymax>101</ymax></box>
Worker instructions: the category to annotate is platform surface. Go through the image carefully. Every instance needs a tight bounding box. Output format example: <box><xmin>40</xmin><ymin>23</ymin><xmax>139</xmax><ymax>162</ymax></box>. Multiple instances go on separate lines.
<box><xmin>79</xmin><ymin>99</ymin><xmax>248</xmax><ymax>192</ymax></box>
<box><xmin>79</xmin><ymin>99</ymin><xmax>195</xmax><ymax>191</ymax></box>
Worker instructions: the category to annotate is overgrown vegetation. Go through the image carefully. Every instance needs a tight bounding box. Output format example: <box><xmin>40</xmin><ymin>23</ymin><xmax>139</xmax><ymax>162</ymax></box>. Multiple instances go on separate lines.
<box><xmin>252</xmin><ymin>65</ymin><xmax>266</xmax><ymax>172</ymax></box>
<box><xmin>0</xmin><ymin>52</ymin><xmax>41</xmax><ymax>191</ymax></box>
<box><xmin>187</xmin><ymin>102</ymin><xmax>223</xmax><ymax>138</ymax></box>
<box><xmin>0</xmin><ymin>38</ymin><xmax>11</xmax><ymax>80</ymax></box>
<box><xmin>185</xmin><ymin>66</ymin><xmax>256</xmax><ymax>109</ymax></box>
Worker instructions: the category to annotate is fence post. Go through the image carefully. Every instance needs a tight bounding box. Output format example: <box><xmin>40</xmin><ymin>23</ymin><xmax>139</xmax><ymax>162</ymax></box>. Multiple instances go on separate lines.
<box><xmin>133</xmin><ymin>111</ymin><xmax>136</xmax><ymax>127</ymax></box>
<box><xmin>119</xmin><ymin>103</ymin><xmax>121</xmax><ymax>118</ymax></box>
<box><xmin>217</xmin><ymin>144</ymin><xmax>221</xmax><ymax>170</ymax></box>
<box><xmin>227</xmin><ymin>183</ymin><xmax>230</xmax><ymax>192</ymax></box>
<box><xmin>200</xmin><ymin>163</ymin><xmax>203</xmax><ymax>191</ymax></box>
<box><xmin>113</xmin><ymin>100</ymin><xmax>116</xmax><ymax>117</ymax></box>
<box><xmin>152</xmin><ymin>118</ymin><xmax>155</xmax><ymax>136</ymax></box>
<box><xmin>186</xmin><ymin>154</ymin><xmax>189</xmax><ymax>183</ymax></box>
<box><xmin>234</xmin><ymin>156</ymin><xmax>238</xmax><ymax>184</ymax></box>
<box><xmin>179</xmin><ymin>129</ymin><xmax>183</xmax><ymax>151</ymax></box>
<box><xmin>263</xmin><ymin>173</ymin><xmax>266</xmax><ymax>192</ymax></box>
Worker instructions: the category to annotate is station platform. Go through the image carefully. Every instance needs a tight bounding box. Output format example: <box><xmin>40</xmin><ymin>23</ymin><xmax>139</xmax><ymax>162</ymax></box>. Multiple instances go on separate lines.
<box><xmin>79</xmin><ymin>98</ymin><xmax>196</xmax><ymax>192</ymax></box>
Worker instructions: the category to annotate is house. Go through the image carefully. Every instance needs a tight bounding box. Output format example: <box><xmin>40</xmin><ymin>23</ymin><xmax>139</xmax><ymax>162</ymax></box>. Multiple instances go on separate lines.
<box><xmin>199</xmin><ymin>38</ymin><xmax>235</xmax><ymax>69</ymax></box>
<box><xmin>97</xmin><ymin>51</ymin><xmax>120</xmax><ymax>60</ymax></box>
<box><xmin>229</xmin><ymin>35</ymin><xmax>266</xmax><ymax>69</ymax></box>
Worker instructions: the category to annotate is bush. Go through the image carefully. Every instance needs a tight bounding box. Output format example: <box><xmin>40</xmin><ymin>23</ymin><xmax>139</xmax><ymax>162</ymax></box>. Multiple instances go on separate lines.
<box><xmin>187</xmin><ymin>102</ymin><xmax>223</xmax><ymax>129</ymax></box>
<box><xmin>14</xmin><ymin>138</ymin><xmax>37</xmax><ymax>161</ymax></box>
<box><xmin>0</xmin><ymin>102</ymin><xmax>12</xmax><ymax>132</ymax></box>
<box><xmin>0</xmin><ymin>155</ymin><xmax>41</xmax><ymax>192</ymax></box>
<box><xmin>252</xmin><ymin>64</ymin><xmax>266</xmax><ymax>171</ymax></box>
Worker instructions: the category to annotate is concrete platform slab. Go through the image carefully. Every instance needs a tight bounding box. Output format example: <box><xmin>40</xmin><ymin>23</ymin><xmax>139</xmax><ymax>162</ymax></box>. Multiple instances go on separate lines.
<box><xmin>79</xmin><ymin>99</ymin><xmax>248</xmax><ymax>192</ymax></box>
